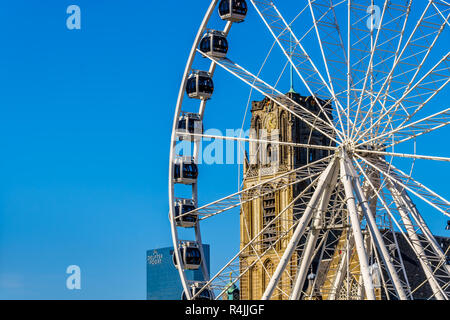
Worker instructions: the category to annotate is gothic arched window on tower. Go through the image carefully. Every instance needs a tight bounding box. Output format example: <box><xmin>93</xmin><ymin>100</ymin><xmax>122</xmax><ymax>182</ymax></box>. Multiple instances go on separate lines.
<box><xmin>266</xmin><ymin>144</ymin><xmax>272</xmax><ymax>166</ymax></box>
<box><xmin>242</xmin><ymin>200</ymin><xmax>253</xmax><ymax>245</ymax></box>
<box><xmin>248</xmin><ymin>266</ymin><xmax>254</xmax><ymax>300</ymax></box>
<box><xmin>263</xmin><ymin>259</ymin><xmax>282</xmax><ymax>300</ymax></box>
<box><xmin>255</xmin><ymin>116</ymin><xmax>262</xmax><ymax>165</ymax></box>
<box><xmin>263</xmin><ymin>260</ymin><xmax>274</xmax><ymax>291</ymax></box>
<box><xmin>280</xmin><ymin>111</ymin><xmax>288</xmax><ymax>165</ymax></box>
<box><xmin>262</xmin><ymin>188</ymin><xmax>277</xmax><ymax>251</ymax></box>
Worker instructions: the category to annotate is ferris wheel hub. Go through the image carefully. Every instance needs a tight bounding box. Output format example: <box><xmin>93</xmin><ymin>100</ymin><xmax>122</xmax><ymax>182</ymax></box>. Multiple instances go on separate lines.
<box><xmin>340</xmin><ymin>140</ymin><xmax>356</xmax><ymax>155</ymax></box>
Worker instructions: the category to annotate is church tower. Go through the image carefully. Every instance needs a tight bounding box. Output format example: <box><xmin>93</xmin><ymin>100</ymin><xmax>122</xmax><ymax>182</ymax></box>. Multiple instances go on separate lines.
<box><xmin>239</xmin><ymin>92</ymin><xmax>333</xmax><ymax>300</ymax></box>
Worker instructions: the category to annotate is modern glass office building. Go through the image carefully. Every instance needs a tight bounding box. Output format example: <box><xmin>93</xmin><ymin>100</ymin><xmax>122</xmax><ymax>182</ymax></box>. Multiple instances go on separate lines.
<box><xmin>146</xmin><ymin>245</ymin><xmax>210</xmax><ymax>300</ymax></box>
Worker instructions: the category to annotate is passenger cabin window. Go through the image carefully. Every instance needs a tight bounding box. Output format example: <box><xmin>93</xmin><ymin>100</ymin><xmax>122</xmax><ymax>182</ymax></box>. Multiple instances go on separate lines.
<box><xmin>233</xmin><ymin>0</ymin><xmax>247</xmax><ymax>14</ymax></box>
<box><xmin>213</xmin><ymin>36</ymin><xmax>228</xmax><ymax>53</ymax></box>
<box><xmin>177</xmin><ymin>119</ymin><xmax>186</xmax><ymax>130</ymax></box>
<box><xmin>186</xmin><ymin>78</ymin><xmax>196</xmax><ymax>94</ymax></box>
<box><xmin>183</xmin><ymin>163</ymin><xmax>198</xmax><ymax>179</ymax></box>
<box><xmin>174</xmin><ymin>164</ymin><xmax>180</xmax><ymax>179</ymax></box>
<box><xmin>219</xmin><ymin>1</ymin><xmax>229</xmax><ymax>13</ymax></box>
<box><xmin>198</xmin><ymin>76</ymin><xmax>213</xmax><ymax>93</ymax></box>
<box><xmin>200</xmin><ymin>38</ymin><xmax>211</xmax><ymax>52</ymax></box>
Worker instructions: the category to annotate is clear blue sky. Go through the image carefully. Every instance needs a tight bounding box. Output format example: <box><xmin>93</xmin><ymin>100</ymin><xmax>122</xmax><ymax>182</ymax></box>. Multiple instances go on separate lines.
<box><xmin>0</xmin><ymin>1</ymin><xmax>448</xmax><ymax>299</ymax></box>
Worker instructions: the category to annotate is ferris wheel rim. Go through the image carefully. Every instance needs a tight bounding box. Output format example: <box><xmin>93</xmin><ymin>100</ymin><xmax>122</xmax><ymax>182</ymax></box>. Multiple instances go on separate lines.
<box><xmin>168</xmin><ymin>0</ymin><xmax>222</xmax><ymax>300</ymax></box>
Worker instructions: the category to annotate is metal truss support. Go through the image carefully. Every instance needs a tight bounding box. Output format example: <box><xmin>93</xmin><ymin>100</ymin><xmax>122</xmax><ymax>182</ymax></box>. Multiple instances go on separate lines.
<box><xmin>327</xmin><ymin>235</ymin><xmax>354</xmax><ymax>300</ymax></box>
<box><xmin>357</xmin><ymin>164</ymin><xmax>414</xmax><ymax>299</ymax></box>
<box><xmin>401</xmin><ymin>192</ymin><xmax>450</xmax><ymax>276</ymax></box>
<box><xmin>345</xmin><ymin>158</ymin><xmax>409</xmax><ymax>300</ymax></box>
<box><xmin>388</xmin><ymin>183</ymin><xmax>448</xmax><ymax>300</ymax></box>
<box><xmin>261</xmin><ymin>157</ymin><xmax>338</xmax><ymax>300</ymax></box>
<box><xmin>290</xmin><ymin>161</ymin><xmax>340</xmax><ymax>300</ymax></box>
<box><xmin>340</xmin><ymin>153</ymin><xmax>376</xmax><ymax>300</ymax></box>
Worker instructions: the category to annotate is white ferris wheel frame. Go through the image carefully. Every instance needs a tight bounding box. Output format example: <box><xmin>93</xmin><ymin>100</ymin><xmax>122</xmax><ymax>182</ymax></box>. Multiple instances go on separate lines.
<box><xmin>168</xmin><ymin>0</ymin><xmax>450</xmax><ymax>301</ymax></box>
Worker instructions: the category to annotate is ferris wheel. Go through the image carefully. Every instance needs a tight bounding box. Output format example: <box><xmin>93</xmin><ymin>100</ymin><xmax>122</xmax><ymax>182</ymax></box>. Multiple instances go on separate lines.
<box><xmin>168</xmin><ymin>0</ymin><xmax>450</xmax><ymax>300</ymax></box>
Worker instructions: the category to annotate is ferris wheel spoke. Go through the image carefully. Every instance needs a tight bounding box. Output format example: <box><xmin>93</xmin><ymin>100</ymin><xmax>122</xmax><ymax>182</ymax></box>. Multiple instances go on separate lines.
<box><xmin>356</xmin><ymin>107</ymin><xmax>450</xmax><ymax>150</ymax></box>
<box><xmin>249</xmin><ymin>0</ymin><xmax>349</xmax><ymax>140</ymax></box>
<box><xmin>308</xmin><ymin>0</ymin><xmax>352</xmax><ymax>102</ymax></box>
<box><xmin>177</xmin><ymin>131</ymin><xmax>338</xmax><ymax>152</ymax></box>
<box><xmin>216</xmin><ymin>221</ymin><xmax>296</xmax><ymax>300</ymax></box>
<box><xmin>196</xmin><ymin>180</ymin><xmax>320</xmax><ymax>300</ymax></box>
<box><xmin>356</xmin><ymin>53</ymin><xmax>450</xmax><ymax>142</ymax></box>
<box><xmin>385</xmin><ymin>54</ymin><xmax>450</xmax><ymax>127</ymax></box>
<box><xmin>350</xmin><ymin>0</ymin><xmax>413</xmax><ymax>140</ymax></box>
<box><xmin>373</xmin><ymin>71</ymin><xmax>447</xmax><ymax>142</ymax></box>
<box><xmin>350</xmin><ymin>0</ymin><xmax>389</xmax><ymax>140</ymax></box>
<box><xmin>432</xmin><ymin>0</ymin><xmax>450</xmax><ymax>27</ymax></box>
<box><xmin>380</xmin><ymin>51</ymin><xmax>450</xmax><ymax>124</ymax></box>
<box><xmin>353</xmin><ymin>2</ymin><xmax>449</xmax><ymax>141</ymax></box>
<box><xmin>347</xmin><ymin>1</ymin><xmax>383</xmax><ymax>99</ymax></box>
<box><xmin>179</xmin><ymin>156</ymin><xmax>332</xmax><ymax>222</ymax></box>
<box><xmin>307</xmin><ymin>0</ymin><xmax>353</xmax><ymax>135</ymax></box>
<box><xmin>248</xmin><ymin>6</ymin><xmax>315</xmax><ymax>99</ymax></box>
<box><xmin>196</xmin><ymin>171</ymin><xmax>318</xmax><ymax>221</ymax></box>
<box><xmin>356</xmin><ymin>149</ymin><xmax>450</xmax><ymax>163</ymax></box>
<box><xmin>384</xmin><ymin>0</ymin><xmax>447</xmax><ymax>92</ymax></box>
<box><xmin>357</xmin><ymin>156</ymin><xmax>450</xmax><ymax>218</ymax></box>
<box><xmin>383</xmin><ymin>134</ymin><xmax>447</xmax><ymax>154</ymax></box>
<box><xmin>197</xmin><ymin>51</ymin><xmax>340</xmax><ymax>144</ymax></box>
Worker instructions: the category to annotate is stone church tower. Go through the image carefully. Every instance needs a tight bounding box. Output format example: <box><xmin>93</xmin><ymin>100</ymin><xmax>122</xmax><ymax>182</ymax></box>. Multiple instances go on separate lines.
<box><xmin>239</xmin><ymin>92</ymin><xmax>333</xmax><ymax>300</ymax></box>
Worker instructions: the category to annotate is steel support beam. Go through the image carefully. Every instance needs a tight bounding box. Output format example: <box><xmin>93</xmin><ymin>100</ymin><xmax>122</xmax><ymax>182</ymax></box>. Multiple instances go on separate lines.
<box><xmin>290</xmin><ymin>162</ymin><xmax>340</xmax><ymax>300</ymax></box>
<box><xmin>340</xmin><ymin>154</ymin><xmax>376</xmax><ymax>300</ymax></box>
<box><xmin>261</xmin><ymin>158</ymin><xmax>338</xmax><ymax>300</ymax></box>
<box><xmin>389</xmin><ymin>183</ymin><xmax>447</xmax><ymax>300</ymax></box>
<box><xmin>345</xmin><ymin>157</ymin><xmax>409</xmax><ymax>300</ymax></box>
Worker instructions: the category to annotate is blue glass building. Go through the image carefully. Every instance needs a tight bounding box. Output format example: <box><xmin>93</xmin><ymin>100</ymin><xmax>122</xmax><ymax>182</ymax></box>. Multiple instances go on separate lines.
<box><xmin>146</xmin><ymin>245</ymin><xmax>210</xmax><ymax>300</ymax></box>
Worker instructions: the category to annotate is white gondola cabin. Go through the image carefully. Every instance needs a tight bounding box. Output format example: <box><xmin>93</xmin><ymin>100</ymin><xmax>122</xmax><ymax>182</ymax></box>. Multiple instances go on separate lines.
<box><xmin>199</xmin><ymin>30</ymin><xmax>228</xmax><ymax>58</ymax></box>
<box><xmin>186</xmin><ymin>70</ymin><xmax>214</xmax><ymax>100</ymax></box>
<box><xmin>173</xmin><ymin>241</ymin><xmax>202</xmax><ymax>270</ymax></box>
<box><xmin>173</xmin><ymin>198</ymin><xmax>198</xmax><ymax>228</ymax></box>
<box><xmin>176</xmin><ymin>112</ymin><xmax>203</xmax><ymax>141</ymax></box>
<box><xmin>173</xmin><ymin>156</ymin><xmax>198</xmax><ymax>185</ymax></box>
<box><xmin>218</xmin><ymin>0</ymin><xmax>248</xmax><ymax>22</ymax></box>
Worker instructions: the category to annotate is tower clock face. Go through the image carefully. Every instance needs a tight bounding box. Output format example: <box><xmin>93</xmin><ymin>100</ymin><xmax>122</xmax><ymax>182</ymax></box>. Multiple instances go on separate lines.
<box><xmin>265</xmin><ymin>113</ymin><xmax>277</xmax><ymax>132</ymax></box>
